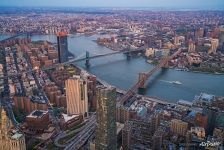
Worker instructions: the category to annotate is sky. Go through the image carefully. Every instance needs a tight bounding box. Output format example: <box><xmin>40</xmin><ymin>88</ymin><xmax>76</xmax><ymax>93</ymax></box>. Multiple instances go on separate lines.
<box><xmin>0</xmin><ymin>0</ymin><xmax>224</xmax><ymax>9</ymax></box>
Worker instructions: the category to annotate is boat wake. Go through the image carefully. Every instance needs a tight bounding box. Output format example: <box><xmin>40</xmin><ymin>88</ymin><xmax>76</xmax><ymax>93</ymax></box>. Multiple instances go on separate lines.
<box><xmin>160</xmin><ymin>80</ymin><xmax>182</xmax><ymax>85</ymax></box>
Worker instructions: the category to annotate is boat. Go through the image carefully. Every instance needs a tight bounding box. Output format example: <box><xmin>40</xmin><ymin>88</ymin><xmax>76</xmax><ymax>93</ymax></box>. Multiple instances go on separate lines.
<box><xmin>175</xmin><ymin>68</ymin><xmax>189</xmax><ymax>72</ymax></box>
<box><xmin>147</xmin><ymin>60</ymin><xmax>153</xmax><ymax>64</ymax></box>
<box><xmin>175</xmin><ymin>68</ymin><xmax>183</xmax><ymax>71</ymax></box>
<box><xmin>171</xmin><ymin>81</ymin><xmax>182</xmax><ymax>85</ymax></box>
<box><xmin>214</xmin><ymin>72</ymin><xmax>222</xmax><ymax>75</ymax></box>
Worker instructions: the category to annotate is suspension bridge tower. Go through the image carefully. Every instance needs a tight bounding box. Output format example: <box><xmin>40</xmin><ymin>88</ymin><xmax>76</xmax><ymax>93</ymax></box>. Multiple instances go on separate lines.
<box><xmin>138</xmin><ymin>72</ymin><xmax>147</xmax><ymax>89</ymax></box>
<box><xmin>85</xmin><ymin>51</ymin><xmax>90</xmax><ymax>68</ymax></box>
<box><xmin>126</xmin><ymin>45</ymin><xmax>131</xmax><ymax>60</ymax></box>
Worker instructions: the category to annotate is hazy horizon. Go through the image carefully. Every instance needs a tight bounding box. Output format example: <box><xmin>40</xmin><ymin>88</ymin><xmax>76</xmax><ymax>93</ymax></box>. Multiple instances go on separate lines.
<box><xmin>0</xmin><ymin>0</ymin><xmax>224</xmax><ymax>10</ymax></box>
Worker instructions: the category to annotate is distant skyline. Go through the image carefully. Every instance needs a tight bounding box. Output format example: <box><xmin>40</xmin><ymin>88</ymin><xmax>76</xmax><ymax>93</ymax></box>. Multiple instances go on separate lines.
<box><xmin>0</xmin><ymin>0</ymin><xmax>224</xmax><ymax>10</ymax></box>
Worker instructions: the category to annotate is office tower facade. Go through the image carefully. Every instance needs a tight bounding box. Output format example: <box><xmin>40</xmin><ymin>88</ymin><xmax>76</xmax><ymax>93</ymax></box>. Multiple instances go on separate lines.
<box><xmin>188</xmin><ymin>40</ymin><xmax>196</xmax><ymax>53</ymax></box>
<box><xmin>87</xmin><ymin>75</ymin><xmax>97</xmax><ymax>111</ymax></box>
<box><xmin>0</xmin><ymin>108</ymin><xmax>26</xmax><ymax>150</ymax></box>
<box><xmin>151</xmin><ymin>114</ymin><xmax>160</xmax><ymax>133</ymax></box>
<box><xmin>57</xmin><ymin>32</ymin><xmax>69</xmax><ymax>63</ymax></box>
<box><xmin>122</xmin><ymin>120</ymin><xmax>152</xmax><ymax>150</ymax></box>
<box><xmin>174</xmin><ymin>36</ymin><xmax>180</xmax><ymax>45</ymax></box>
<box><xmin>216</xmin><ymin>111</ymin><xmax>224</xmax><ymax>128</ymax></box>
<box><xmin>96</xmin><ymin>86</ymin><xmax>117</xmax><ymax>150</ymax></box>
<box><xmin>219</xmin><ymin>26</ymin><xmax>224</xmax><ymax>51</ymax></box>
<box><xmin>170</xmin><ymin>119</ymin><xmax>188</xmax><ymax>136</ymax></box>
<box><xmin>65</xmin><ymin>76</ymin><xmax>88</xmax><ymax>117</ymax></box>
<box><xmin>152</xmin><ymin>130</ymin><xmax>163</xmax><ymax>150</ymax></box>
<box><xmin>195</xmin><ymin>113</ymin><xmax>208</xmax><ymax>129</ymax></box>
<box><xmin>122</xmin><ymin>122</ymin><xmax>132</xmax><ymax>150</ymax></box>
<box><xmin>209</xmin><ymin>38</ymin><xmax>219</xmax><ymax>54</ymax></box>
<box><xmin>203</xmin><ymin>107</ymin><xmax>218</xmax><ymax>135</ymax></box>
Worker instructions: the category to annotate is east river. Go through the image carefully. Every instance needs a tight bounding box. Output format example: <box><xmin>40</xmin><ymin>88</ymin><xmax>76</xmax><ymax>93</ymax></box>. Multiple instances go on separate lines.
<box><xmin>1</xmin><ymin>34</ymin><xmax>224</xmax><ymax>103</ymax></box>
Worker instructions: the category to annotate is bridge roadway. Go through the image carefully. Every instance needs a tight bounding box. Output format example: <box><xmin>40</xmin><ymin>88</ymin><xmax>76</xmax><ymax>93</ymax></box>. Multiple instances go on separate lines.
<box><xmin>70</xmin><ymin>49</ymin><xmax>132</xmax><ymax>61</ymax></box>
<box><xmin>42</xmin><ymin>48</ymin><xmax>144</xmax><ymax>70</ymax></box>
<box><xmin>0</xmin><ymin>33</ymin><xmax>26</xmax><ymax>43</ymax></box>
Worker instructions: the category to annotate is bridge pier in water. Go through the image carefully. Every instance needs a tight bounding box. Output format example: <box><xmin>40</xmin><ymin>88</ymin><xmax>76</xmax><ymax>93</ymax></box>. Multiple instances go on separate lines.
<box><xmin>138</xmin><ymin>72</ymin><xmax>147</xmax><ymax>90</ymax></box>
<box><xmin>85</xmin><ymin>51</ymin><xmax>90</xmax><ymax>68</ymax></box>
<box><xmin>126</xmin><ymin>52</ymin><xmax>131</xmax><ymax>60</ymax></box>
<box><xmin>162</xmin><ymin>61</ymin><xmax>169</xmax><ymax>68</ymax></box>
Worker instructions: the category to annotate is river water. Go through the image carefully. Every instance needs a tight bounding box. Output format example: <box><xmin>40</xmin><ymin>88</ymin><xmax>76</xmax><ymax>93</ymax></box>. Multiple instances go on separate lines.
<box><xmin>1</xmin><ymin>34</ymin><xmax>224</xmax><ymax>102</ymax></box>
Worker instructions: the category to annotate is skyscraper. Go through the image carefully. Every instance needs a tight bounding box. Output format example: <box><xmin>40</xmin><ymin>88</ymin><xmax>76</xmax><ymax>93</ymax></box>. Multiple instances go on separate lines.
<box><xmin>188</xmin><ymin>39</ymin><xmax>196</xmax><ymax>53</ymax></box>
<box><xmin>57</xmin><ymin>32</ymin><xmax>69</xmax><ymax>63</ymax></box>
<box><xmin>65</xmin><ymin>76</ymin><xmax>88</xmax><ymax>117</ymax></box>
<box><xmin>96</xmin><ymin>86</ymin><xmax>117</xmax><ymax>150</ymax></box>
<box><xmin>219</xmin><ymin>26</ymin><xmax>224</xmax><ymax>51</ymax></box>
<box><xmin>209</xmin><ymin>38</ymin><xmax>219</xmax><ymax>54</ymax></box>
<box><xmin>203</xmin><ymin>107</ymin><xmax>218</xmax><ymax>135</ymax></box>
<box><xmin>152</xmin><ymin>130</ymin><xmax>163</xmax><ymax>150</ymax></box>
<box><xmin>170</xmin><ymin>119</ymin><xmax>188</xmax><ymax>136</ymax></box>
<box><xmin>122</xmin><ymin>120</ymin><xmax>152</xmax><ymax>149</ymax></box>
<box><xmin>0</xmin><ymin>108</ymin><xmax>26</xmax><ymax>150</ymax></box>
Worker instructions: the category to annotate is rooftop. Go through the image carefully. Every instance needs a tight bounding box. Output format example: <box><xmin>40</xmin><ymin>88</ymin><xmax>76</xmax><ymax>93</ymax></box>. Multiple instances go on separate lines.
<box><xmin>57</xmin><ymin>31</ymin><xmax>68</xmax><ymax>37</ymax></box>
<box><xmin>11</xmin><ymin>132</ymin><xmax>24</xmax><ymax>140</ymax></box>
<box><xmin>27</xmin><ymin>110</ymin><xmax>48</xmax><ymax>118</ymax></box>
<box><xmin>62</xmin><ymin>113</ymin><xmax>79</xmax><ymax>122</ymax></box>
<box><xmin>116</xmin><ymin>122</ymin><xmax>124</xmax><ymax>135</ymax></box>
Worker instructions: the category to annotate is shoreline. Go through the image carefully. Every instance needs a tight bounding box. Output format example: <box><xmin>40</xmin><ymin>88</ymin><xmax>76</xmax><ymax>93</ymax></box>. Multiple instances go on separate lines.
<box><xmin>188</xmin><ymin>70</ymin><xmax>224</xmax><ymax>75</ymax></box>
<box><xmin>179</xmin><ymin>68</ymin><xmax>224</xmax><ymax>75</ymax></box>
<box><xmin>145</xmin><ymin>58</ymin><xmax>224</xmax><ymax>76</ymax></box>
<box><xmin>3</xmin><ymin>33</ymin><xmax>223</xmax><ymax>77</ymax></box>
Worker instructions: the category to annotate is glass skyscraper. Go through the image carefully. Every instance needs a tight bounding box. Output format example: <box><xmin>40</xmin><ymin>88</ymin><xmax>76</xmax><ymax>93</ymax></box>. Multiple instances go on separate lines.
<box><xmin>57</xmin><ymin>32</ymin><xmax>69</xmax><ymax>63</ymax></box>
<box><xmin>96</xmin><ymin>86</ymin><xmax>117</xmax><ymax>150</ymax></box>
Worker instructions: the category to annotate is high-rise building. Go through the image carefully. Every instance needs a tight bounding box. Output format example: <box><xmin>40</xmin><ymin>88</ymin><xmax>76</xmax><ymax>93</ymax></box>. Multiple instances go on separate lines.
<box><xmin>122</xmin><ymin>120</ymin><xmax>153</xmax><ymax>149</ymax></box>
<box><xmin>96</xmin><ymin>86</ymin><xmax>117</xmax><ymax>150</ymax></box>
<box><xmin>188</xmin><ymin>40</ymin><xmax>196</xmax><ymax>53</ymax></box>
<box><xmin>170</xmin><ymin>119</ymin><xmax>188</xmax><ymax>136</ymax></box>
<box><xmin>174</xmin><ymin>36</ymin><xmax>180</xmax><ymax>45</ymax></box>
<box><xmin>57</xmin><ymin>32</ymin><xmax>69</xmax><ymax>63</ymax></box>
<box><xmin>203</xmin><ymin>107</ymin><xmax>218</xmax><ymax>135</ymax></box>
<box><xmin>152</xmin><ymin>130</ymin><xmax>164</xmax><ymax>150</ymax></box>
<box><xmin>216</xmin><ymin>111</ymin><xmax>224</xmax><ymax>128</ymax></box>
<box><xmin>208</xmin><ymin>38</ymin><xmax>219</xmax><ymax>54</ymax></box>
<box><xmin>219</xmin><ymin>26</ymin><xmax>224</xmax><ymax>51</ymax></box>
<box><xmin>0</xmin><ymin>108</ymin><xmax>26</xmax><ymax>150</ymax></box>
<box><xmin>116</xmin><ymin>106</ymin><xmax>130</xmax><ymax>123</ymax></box>
<box><xmin>65</xmin><ymin>76</ymin><xmax>88</xmax><ymax>117</ymax></box>
<box><xmin>195</xmin><ymin>113</ymin><xmax>208</xmax><ymax>130</ymax></box>
<box><xmin>195</xmin><ymin>28</ymin><xmax>204</xmax><ymax>38</ymax></box>
<box><xmin>151</xmin><ymin>114</ymin><xmax>160</xmax><ymax>132</ymax></box>
<box><xmin>87</xmin><ymin>75</ymin><xmax>97</xmax><ymax>111</ymax></box>
<box><xmin>213</xmin><ymin>127</ymin><xmax>224</xmax><ymax>140</ymax></box>
<box><xmin>122</xmin><ymin>122</ymin><xmax>132</xmax><ymax>150</ymax></box>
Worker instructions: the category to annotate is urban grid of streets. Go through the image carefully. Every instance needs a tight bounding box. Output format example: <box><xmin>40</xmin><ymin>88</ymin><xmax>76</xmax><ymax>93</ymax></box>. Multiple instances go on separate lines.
<box><xmin>0</xmin><ymin>7</ymin><xmax>224</xmax><ymax>150</ymax></box>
